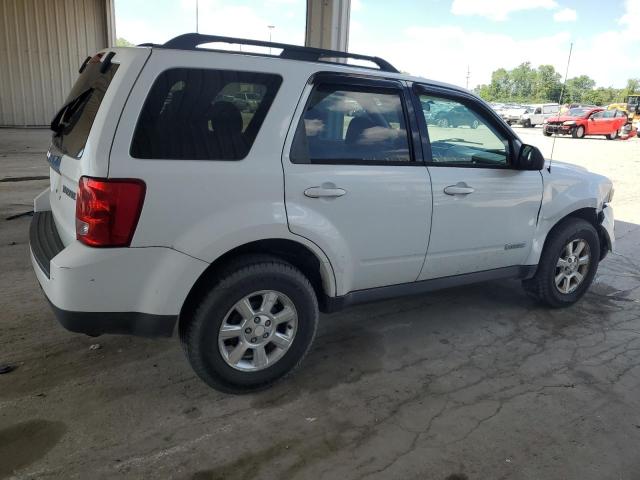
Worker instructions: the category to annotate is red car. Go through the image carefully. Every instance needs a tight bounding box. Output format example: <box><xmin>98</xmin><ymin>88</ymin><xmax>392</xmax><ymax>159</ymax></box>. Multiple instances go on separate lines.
<box><xmin>543</xmin><ymin>107</ymin><xmax>628</xmax><ymax>139</ymax></box>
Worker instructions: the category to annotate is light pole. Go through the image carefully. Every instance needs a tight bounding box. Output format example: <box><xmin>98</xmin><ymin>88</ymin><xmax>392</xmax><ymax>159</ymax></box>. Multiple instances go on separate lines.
<box><xmin>268</xmin><ymin>25</ymin><xmax>275</xmax><ymax>54</ymax></box>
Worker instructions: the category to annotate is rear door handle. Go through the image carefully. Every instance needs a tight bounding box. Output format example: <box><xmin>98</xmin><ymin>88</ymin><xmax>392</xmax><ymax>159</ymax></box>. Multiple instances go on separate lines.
<box><xmin>304</xmin><ymin>186</ymin><xmax>347</xmax><ymax>198</ymax></box>
<box><xmin>444</xmin><ymin>182</ymin><xmax>474</xmax><ymax>195</ymax></box>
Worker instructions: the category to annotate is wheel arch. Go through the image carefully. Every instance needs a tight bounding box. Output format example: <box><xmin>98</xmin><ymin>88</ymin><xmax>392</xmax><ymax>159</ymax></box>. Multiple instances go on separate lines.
<box><xmin>528</xmin><ymin>206</ymin><xmax>608</xmax><ymax>269</ymax></box>
<box><xmin>178</xmin><ymin>238</ymin><xmax>336</xmax><ymax>333</ymax></box>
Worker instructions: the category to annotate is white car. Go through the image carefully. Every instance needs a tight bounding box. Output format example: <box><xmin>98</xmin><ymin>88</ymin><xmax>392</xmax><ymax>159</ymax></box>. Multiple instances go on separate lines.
<box><xmin>519</xmin><ymin>103</ymin><xmax>560</xmax><ymax>127</ymax></box>
<box><xmin>30</xmin><ymin>34</ymin><xmax>615</xmax><ymax>393</ymax></box>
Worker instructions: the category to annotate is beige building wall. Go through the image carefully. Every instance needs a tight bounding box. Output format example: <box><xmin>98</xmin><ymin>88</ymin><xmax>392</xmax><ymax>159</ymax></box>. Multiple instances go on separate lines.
<box><xmin>0</xmin><ymin>0</ymin><xmax>114</xmax><ymax>126</ymax></box>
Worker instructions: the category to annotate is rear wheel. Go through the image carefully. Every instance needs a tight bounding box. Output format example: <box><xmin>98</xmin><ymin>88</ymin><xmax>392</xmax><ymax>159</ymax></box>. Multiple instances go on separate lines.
<box><xmin>437</xmin><ymin>118</ymin><xmax>449</xmax><ymax>128</ymax></box>
<box><xmin>572</xmin><ymin>125</ymin><xmax>585</xmax><ymax>138</ymax></box>
<box><xmin>181</xmin><ymin>256</ymin><xmax>319</xmax><ymax>393</ymax></box>
<box><xmin>523</xmin><ymin>218</ymin><xmax>599</xmax><ymax>308</ymax></box>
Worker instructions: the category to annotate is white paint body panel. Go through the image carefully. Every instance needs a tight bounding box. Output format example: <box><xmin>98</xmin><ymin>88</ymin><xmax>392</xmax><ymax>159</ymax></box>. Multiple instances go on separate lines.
<box><xmin>420</xmin><ymin>167</ymin><xmax>542</xmax><ymax>279</ymax></box>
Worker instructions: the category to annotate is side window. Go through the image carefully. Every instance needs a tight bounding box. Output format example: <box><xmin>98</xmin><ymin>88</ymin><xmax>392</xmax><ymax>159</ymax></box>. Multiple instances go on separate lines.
<box><xmin>290</xmin><ymin>83</ymin><xmax>411</xmax><ymax>164</ymax></box>
<box><xmin>419</xmin><ymin>94</ymin><xmax>509</xmax><ymax>167</ymax></box>
<box><xmin>603</xmin><ymin>110</ymin><xmax>615</xmax><ymax>118</ymax></box>
<box><xmin>534</xmin><ymin>107</ymin><xmax>542</xmax><ymax>114</ymax></box>
<box><xmin>591</xmin><ymin>111</ymin><xmax>604</xmax><ymax>119</ymax></box>
<box><xmin>131</xmin><ymin>68</ymin><xmax>282</xmax><ymax>160</ymax></box>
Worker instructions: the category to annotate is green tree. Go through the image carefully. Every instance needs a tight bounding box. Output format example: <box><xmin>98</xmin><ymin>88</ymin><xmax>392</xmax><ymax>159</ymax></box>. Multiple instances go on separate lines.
<box><xmin>564</xmin><ymin>75</ymin><xmax>596</xmax><ymax>103</ymax></box>
<box><xmin>534</xmin><ymin>65</ymin><xmax>562</xmax><ymax>102</ymax></box>
<box><xmin>116</xmin><ymin>37</ymin><xmax>135</xmax><ymax>47</ymax></box>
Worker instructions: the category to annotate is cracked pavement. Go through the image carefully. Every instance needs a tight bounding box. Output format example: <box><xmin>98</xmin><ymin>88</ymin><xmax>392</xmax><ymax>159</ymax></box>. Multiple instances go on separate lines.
<box><xmin>1</xmin><ymin>128</ymin><xmax>639</xmax><ymax>479</ymax></box>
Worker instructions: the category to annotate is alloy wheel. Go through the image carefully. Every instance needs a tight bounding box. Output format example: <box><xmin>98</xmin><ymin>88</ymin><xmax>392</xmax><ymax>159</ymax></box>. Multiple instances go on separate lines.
<box><xmin>554</xmin><ymin>239</ymin><xmax>591</xmax><ymax>294</ymax></box>
<box><xmin>218</xmin><ymin>290</ymin><xmax>298</xmax><ymax>372</ymax></box>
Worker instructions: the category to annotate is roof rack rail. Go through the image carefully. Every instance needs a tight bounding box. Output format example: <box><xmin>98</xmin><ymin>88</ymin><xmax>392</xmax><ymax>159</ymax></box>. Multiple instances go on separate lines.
<box><xmin>148</xmin><ymin>33</ymin><xmax>399</xmax><ymax>73</ymax></box>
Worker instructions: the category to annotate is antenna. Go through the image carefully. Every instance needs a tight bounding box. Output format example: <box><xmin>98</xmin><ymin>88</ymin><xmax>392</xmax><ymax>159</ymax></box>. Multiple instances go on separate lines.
<box><xmin>550</xmin><ymin>42</ymin><xmax>573</xmax><ymax>172</ymax></box>
<box><xmin>466</xmin><ymin>65</ymin><xmax>470</xmax><ymax>90</ymax></box>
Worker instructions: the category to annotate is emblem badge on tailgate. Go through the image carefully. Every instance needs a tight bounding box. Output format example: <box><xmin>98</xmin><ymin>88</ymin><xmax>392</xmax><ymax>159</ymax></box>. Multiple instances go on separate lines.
<box><xmin>62</xmin><ymin>185</ymin><xmax>76</xmax><ymax>200</ymax></box>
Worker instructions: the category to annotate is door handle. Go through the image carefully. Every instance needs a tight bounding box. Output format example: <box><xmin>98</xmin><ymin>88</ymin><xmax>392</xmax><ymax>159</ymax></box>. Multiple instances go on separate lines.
<box><xmin>304</xmin><ymin>186</ymin><xmax>347</xmax><ymax>198</ymax></box>
<box><xmin>444</xmin><ymin>182</ymin><xmax>474</xmax><ymax>195</ymax></box>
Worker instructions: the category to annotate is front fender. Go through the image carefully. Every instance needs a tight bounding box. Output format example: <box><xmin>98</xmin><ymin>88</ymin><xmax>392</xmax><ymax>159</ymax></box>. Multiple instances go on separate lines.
<box><xmin>525</xmin><ymin>161</ymin><xmax>612</xmax><ymax>265</ymax></box>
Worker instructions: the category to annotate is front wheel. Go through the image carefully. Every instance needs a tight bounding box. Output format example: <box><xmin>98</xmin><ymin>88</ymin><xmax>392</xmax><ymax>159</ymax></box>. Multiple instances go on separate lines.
<box><xmin>607</xmin><ymin>130</ymin><xmax>618</xmax><ymax>140</ymax></box>
<box><xmin>437</xmin><ymin>118</ymin><xmax>449</xmax><ymax>128</ymax></box>
<box><xmin>523</xmin><ymin>218</ymin><xmax>600</xmax><ymax>308</ymax></box>
<box><xmin>471</xmin><ymin>119</ymin><xmax>479</xmax><ymax>129</ymax></box>
<box><xmin>572</xmin><ymin>125</ymin><xmax>585</xmax><ymax>138</ymax></box>
<box><xmin>543</xmin><ymin>129</ymin><xmax>552</xmax><ymax>137</ymax></box>
<box><xmin>181</xmin><ymin>256</ymin><xmax>319</xmax><ymax>393</ymax></box>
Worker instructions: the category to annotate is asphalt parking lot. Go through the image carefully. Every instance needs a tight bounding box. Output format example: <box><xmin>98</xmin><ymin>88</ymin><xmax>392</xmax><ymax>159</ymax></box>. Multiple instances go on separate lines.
<box><xmin>1</xmin><ymin>127</ymin><xmax>639</xmax><ymax>480</ymax></box>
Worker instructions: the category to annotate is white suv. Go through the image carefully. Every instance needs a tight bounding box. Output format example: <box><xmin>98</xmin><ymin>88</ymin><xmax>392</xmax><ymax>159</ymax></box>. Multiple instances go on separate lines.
<box><xmin>30</xmin><ymin>34</ymin><xmax>615</xmax><ymax>393</ymax></box>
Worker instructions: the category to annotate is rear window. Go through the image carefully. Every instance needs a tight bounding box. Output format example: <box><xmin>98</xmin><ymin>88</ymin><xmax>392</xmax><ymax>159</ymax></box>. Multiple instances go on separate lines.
<box><xmin>130</xmin><ymin>68</ymin><xmax>282</xmax><ymax>160</ymax></box>
<box><xmin>51</xmin><ymin>54</ymin><xmax>119</xmax><ymax>158</ymax></box>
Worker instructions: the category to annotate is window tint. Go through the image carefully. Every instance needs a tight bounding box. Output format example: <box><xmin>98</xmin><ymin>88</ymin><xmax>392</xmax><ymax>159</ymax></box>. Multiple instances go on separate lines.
<box><xmin>591</xmin><ymin>111</ymin><xmax>604</xmax><ymax>119</ymax></box>
<box><xmin>131</xmin><ymin>69</ymin><xmax>282</xmax><ymax>160</ymax></box>
<box><xmin>290</xmin><ymin>84</ymin><xmax>411</xmax><ymax>164</ymax></box>
<box><xmin>51</xmin><ymin>56</ymin><xmax>119</xmax><ymax>158</ymax></box>
<box><xmin>419</xmin><ymin>95</ymin><xmax>509</xmax><ymax>167</ymax></box>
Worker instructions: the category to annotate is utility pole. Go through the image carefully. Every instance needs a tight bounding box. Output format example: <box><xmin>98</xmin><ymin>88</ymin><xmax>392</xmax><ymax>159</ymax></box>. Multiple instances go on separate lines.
<box><xmin>466</xmin><ymin>65</ymin><xmax>470</xmax><ymax>90</ymax></box>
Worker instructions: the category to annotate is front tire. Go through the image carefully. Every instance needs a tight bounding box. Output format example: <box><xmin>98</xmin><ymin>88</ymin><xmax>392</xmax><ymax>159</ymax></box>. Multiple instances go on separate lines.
<box><xmin>543</xmin><ymin>128</ymin><xmax>552</xmax><ymax>136</ymax></box>
<box><xmin>572</xmin><ymin>125</ymin><xmax>585</xmax><ymax>138</ymax></box>
<box><xmin>181</xmin><ymin>256</ymin><xmax>319</xmax><ymax>393</ymax></box>
<box><xmin>607</xmin><ymin>129</ymin><xmax>618</xmax><ymax>140</ymax></box>
<box><xmin>523</xmin><ymin>218</ymin><xmax>600</xmax><ymax>308</ymax></box>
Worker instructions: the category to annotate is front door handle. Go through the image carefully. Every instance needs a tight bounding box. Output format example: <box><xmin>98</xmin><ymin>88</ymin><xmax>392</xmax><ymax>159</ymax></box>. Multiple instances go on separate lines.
<box><xmin>444</xmin><ymin>182</ymin><xmax>474</xmax><ymax>195</ymax></box>
<box><xmin>304</xmin><ymin>186</ymin><xmax>347</xmax><ymax>198</ymax></box>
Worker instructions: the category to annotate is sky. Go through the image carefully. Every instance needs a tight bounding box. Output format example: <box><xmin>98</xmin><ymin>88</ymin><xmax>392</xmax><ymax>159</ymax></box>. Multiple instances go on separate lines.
<box><xmin>114</xmin><ymin>0</ymin><xmax>640</xmax><ymax>90</ymax></box>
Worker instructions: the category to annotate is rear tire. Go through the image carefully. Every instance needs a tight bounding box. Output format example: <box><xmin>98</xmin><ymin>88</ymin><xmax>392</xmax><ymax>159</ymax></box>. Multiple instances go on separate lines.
<box><xmin>523</xmin><ymin>218</ymin><xmax>600</xmax><ymax>308</ymax></box>
<box><xmin>181</xmin><ymin>255</ymin><xmax>319</xmax><ymax>393</ymax></box>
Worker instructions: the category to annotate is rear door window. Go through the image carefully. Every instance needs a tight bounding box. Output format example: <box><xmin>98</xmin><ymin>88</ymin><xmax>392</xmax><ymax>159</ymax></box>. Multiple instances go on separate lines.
<box><xmin>290</xmin><ymin>83</ymin><xmax>411</xmax><ymax>164</ymax></box>
<box><xmin>130</xmin><ymin>68</ymin><xmax>282</xmax><ymax>160</ymax></box>
<box><xmin>51</xmin><ymin>54</ymin><xmax>119</xmax><ymax>158</ymax></box>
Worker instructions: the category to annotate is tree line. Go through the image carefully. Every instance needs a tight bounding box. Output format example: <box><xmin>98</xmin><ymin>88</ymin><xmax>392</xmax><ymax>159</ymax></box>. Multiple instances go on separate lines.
<box><xmin>474</xmin><ymin>62</ymin><xmax>639</xmax><ymax>106</ymax></box>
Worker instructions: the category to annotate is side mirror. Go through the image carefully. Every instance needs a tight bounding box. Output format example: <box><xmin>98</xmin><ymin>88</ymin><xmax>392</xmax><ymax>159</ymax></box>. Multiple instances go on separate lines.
<box><xmin>516</xmin><ymin>144</ymin><xmax>545</xmax><ymax>171</ymax></box>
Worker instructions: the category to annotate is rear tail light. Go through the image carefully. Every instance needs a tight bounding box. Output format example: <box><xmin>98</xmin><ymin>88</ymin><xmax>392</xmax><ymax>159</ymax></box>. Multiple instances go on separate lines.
<box><xmin>75</xmin><ymin>176</ymin><xmax>146</xmax><ymax>247</ymax></box>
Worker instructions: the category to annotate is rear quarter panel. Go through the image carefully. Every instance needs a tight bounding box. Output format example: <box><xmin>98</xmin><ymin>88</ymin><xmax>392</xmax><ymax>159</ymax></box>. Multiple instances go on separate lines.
<box><xmin>108</xmin><ymin>49</ymin><xmax>337</xmax><ymax>295</ymax></box>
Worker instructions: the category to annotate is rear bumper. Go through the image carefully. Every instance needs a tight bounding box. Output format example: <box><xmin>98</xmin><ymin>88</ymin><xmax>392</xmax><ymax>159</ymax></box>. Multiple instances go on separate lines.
<box><xmin>47</xmin><ymin>299</ymin><xmax>176</xmax><ymax>337</ymax></box>
<box><xmin>29</xmin><ymin>211</ymin><xmax>207</xmax><ymax>337</ymax></box>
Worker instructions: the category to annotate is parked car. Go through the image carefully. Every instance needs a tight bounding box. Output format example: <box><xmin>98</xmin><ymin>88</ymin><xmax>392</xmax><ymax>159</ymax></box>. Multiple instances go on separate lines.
<box><xmin>500</xmin><ymin>105</ymin><xmax>529</xmax><ymax>125</ymax></box>
<box><xmin>432</xmin><ymin>104</ymin><xmax>480</xmax><ymax>128</ymax></box>
<box><xmin>519</xmin><ymin>103</ymin><xmax>560</xmax><ymax>127</ymax></box>
<box><xmin>32</xmin><ymin>34</ymin><xmax>614</xmax><ymax>393</ymax></box>
<box><xmin>544</xmin><ymin>107</ymin><xmax>628</xmax><ymax>139</ymax></box>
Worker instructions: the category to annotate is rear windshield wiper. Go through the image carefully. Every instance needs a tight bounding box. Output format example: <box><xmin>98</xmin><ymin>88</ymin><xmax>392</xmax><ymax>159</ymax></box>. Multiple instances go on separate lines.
<box><xmin>50</xmin><ymin>88</ymin><xmax>93</xmax><ymax>135</ymax></box>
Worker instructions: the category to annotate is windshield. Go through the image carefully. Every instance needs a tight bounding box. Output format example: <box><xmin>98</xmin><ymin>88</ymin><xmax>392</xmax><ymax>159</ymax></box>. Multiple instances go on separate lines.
<box><xmin>51</xmin><ymin>54</ymin><xmax>119</xmax><ymax>158</ymax></box>
<box><xmin>567</xmin><ymin>108</ymin><xmax>590</xmax><ymax>117</ymax></box>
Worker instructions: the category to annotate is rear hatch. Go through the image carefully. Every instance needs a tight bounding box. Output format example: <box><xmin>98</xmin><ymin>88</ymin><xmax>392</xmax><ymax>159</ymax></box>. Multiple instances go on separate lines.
<box><xmin>47</xmin><ymin>48</ymin><xmax>150</xmax><ymax>245</ymax></box>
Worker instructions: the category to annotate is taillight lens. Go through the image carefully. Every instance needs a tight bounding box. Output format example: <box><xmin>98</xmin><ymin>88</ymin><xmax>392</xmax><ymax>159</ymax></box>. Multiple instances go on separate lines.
<box><xmin>75</xmin><ymin>176</ymin><xmax>146</xmax><ymax>247</ymax></box>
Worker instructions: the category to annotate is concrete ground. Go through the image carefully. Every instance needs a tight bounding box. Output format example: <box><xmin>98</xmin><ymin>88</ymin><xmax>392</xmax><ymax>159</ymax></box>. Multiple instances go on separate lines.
<box><xmin>1</xmin><ymin>127</ymin><xmax>639</xmax><ymax>480</ymax></box>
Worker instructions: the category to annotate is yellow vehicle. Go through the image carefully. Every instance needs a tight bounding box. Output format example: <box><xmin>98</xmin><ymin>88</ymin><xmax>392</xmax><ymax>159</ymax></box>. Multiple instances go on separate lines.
<box><xmin>625</xmin><ymin>95</ymin><xmax>640</xmax><ymax>133</ymax></box>
<box><xmin>607</xmin><ymin>102</ymin><xmax>627</xmax><ymax>112</ymax></box>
